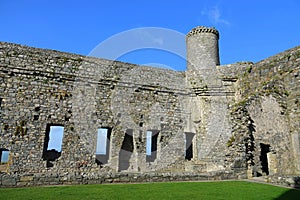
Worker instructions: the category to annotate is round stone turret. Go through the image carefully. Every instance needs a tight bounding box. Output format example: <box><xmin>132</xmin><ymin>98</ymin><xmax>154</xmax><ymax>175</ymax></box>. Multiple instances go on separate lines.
<box><xmin>186</xmin><ymin>26</ymin><xmax>220</xmax><ymax>72</ymax></box>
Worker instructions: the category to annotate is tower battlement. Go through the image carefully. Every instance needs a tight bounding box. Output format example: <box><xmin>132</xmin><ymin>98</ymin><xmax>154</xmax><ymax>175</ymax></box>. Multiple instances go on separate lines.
<box><xmin>186</xmin><ymin>26</ymin><xmax>219</xmax><ymax>39</ymax></box>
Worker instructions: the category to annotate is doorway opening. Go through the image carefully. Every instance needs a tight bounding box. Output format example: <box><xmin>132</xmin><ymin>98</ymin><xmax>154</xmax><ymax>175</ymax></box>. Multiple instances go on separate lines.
<box><xmin>185</xmin><ymin>132</ymin><xmax>195</xmax><ymax>160</ymax></box>
<box><xmin>118</xmin><ymin>129</ymin><xmax>134</xmax><ymax>171</ymax></box>
<box><xmin>260</xmin><ymin>143</ymin><xmax>270</xmax><ymax>176</ymax></box>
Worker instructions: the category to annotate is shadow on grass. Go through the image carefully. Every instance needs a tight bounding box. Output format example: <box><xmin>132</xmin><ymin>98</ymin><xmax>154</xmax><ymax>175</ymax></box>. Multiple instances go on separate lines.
<box><xmin>275</xmin><ymin>177</ymin><xmax>300</xmax><ymax>200</ymax></box>
<box><xmin>274</xmin><ymin>189</ymin><xmax>300</xmax><ymax>200</ymax></box>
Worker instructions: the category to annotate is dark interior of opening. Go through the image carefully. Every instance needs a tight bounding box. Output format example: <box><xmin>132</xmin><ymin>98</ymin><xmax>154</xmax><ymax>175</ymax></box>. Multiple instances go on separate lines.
<box><xmin>96</xmin><ymin>127</ymin><xmax>112</xmax><ymax>165</ymax></box>
<box><xmin>146</xmin><ymin>130</ymin><xmax>159</xmax><ymax>162</ymax></box>
<box><xmin>118</xmin><ymin>129</ymin><xmax>134</xmax><ymax>171</ymax></box>
<box><xmin>260</xmin><ymin>143</ymin><xmax>270</xmax><ymax>176</ymax></box>
<box><xmin>185</xmin><ymin>132</ymin><xmax>195</xmax><ymax>160</ymax></box>
<box><xmin>42</xmin><ymin>124</ymin><xmax>63</xmax><ymax>168</ymax></box>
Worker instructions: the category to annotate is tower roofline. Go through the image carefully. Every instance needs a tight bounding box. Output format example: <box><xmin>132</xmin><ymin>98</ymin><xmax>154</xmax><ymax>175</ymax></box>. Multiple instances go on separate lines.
<box><xmin>186</xmin><ymin>26</ymin><xmax>219</xmax><ymax>39</ymax></box>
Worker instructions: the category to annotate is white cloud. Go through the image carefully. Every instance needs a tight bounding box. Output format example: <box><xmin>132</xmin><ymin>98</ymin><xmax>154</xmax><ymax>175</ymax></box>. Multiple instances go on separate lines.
<box><xmin>135</xmin><ymin>29</ymin><xmax>164</xmax><ymax>46</ymax></box>
<box><xmin>201</xmin><ymin>6</ymin><xmax>230</xmax><ymax>26</ymax></box>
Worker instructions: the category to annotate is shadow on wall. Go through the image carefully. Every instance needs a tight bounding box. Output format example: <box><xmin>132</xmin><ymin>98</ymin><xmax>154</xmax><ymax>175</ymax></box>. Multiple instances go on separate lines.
<box><xmin>118</xmin><ymin>129</ymin><xmax>134</xmax><ymax>172</ymax></box>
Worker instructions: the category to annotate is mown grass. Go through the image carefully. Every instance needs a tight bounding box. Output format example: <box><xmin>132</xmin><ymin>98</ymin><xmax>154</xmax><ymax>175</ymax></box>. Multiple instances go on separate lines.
<box><xmin>0</xmin><ymin>181</ymin><xmax>299</xmax><ymax>200</ymax></box>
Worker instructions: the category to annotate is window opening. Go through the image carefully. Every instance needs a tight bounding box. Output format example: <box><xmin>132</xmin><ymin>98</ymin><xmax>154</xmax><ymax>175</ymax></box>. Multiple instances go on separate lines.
<box><xmin>146</xmin><ymin>131</ymin><xmax>152</xmax><ymax>156</ymax></box>
<box><xmin>0</xmin><ymin>149</ymin><xmax>9</xmax><ymax>164</ymax></box>
<box><xmin>42</xmin><ymin>125</ymin><xmax>64</xmax><ymax>167</ymax></box>
<box><xmin>146</xmin><ymin>130</ymin><xmax>159</xmax><ymax>162</ymax></box>
<box><xmin>0</xmin><ymin>148</ymin><xmax>9</xmax><ymax>173</ymax></box>
<box><xmin>95</xmin><ymin>127</ymin><xmax>111</xmax><ymax>165</ymax></box>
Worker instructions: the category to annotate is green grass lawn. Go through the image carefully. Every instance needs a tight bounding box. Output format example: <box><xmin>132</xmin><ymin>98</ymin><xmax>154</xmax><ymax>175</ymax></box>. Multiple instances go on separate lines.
<box><xmin>0</xmin><ymin>181</ymin><xmax>299</xmax><ymax>200</ymax></box>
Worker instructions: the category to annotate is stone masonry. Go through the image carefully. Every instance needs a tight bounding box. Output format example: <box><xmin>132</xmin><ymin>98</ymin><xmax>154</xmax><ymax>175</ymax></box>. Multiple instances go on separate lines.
<box><xmin>0</xmin><ymin>26</ymin><xmax>299</xmax><ymax>187</ymax></box>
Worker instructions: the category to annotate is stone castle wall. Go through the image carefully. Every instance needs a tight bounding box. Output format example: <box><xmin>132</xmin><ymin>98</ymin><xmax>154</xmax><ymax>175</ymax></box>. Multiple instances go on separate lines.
<box><xmin>0</xmin><ymin>27</ymin><xmax>299</xmax><ymax>187</ymax></box>
<box><xmin>226</xmin><ymin>46</ymin><xmax>300</xmax><ymax>187</ymax></box>
<box><xmin>0</xmin><ymin>42</ymin><xmax>189</xmax><ymax>173</ymax></box>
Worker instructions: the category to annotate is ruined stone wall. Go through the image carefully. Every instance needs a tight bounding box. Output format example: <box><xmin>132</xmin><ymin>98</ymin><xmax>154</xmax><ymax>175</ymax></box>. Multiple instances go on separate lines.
<box><xmin>0</xmin><ymin>36</ymin><xmax>299</xmax><ymax>188</ymax></box>
<box><xmin>0</xmin><ymin>42</ymin><xmax>192</xmax><ymax>184</ymax></box>
<box><xmin>184</xmin><ymin>26</ymin><xmax>237</xmax><ymax>174</ymax></box>
<box><xmin>227</xmin><ymin>46</ymin><xmax>300</xmax><ymax>180</ymax></box>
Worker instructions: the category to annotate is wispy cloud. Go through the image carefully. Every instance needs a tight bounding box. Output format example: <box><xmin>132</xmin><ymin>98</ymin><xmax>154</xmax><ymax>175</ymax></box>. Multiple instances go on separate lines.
<box><xmin>135</xmin><ymin>30</ymin><xmax>164</xmax><ymax>46</ymax></box>
<box><xmin>201</xmin><ymin>6</ymin><xmax>230</xmax><ymax>26</ymax></box>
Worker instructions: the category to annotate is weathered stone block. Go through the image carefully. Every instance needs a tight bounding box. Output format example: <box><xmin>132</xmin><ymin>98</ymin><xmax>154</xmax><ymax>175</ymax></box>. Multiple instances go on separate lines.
<box><xmin>20</xmin><ymin>176</ymin><xmax>34</xmax><ymax>182</ymax></box>
<box><xmin>1</xmin><ymin>175</ymin><xmax>16</xmax><ymax>187</ymax></box>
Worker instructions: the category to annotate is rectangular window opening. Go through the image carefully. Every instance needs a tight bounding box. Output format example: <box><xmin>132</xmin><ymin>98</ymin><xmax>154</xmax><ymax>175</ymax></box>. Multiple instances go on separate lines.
<box><xmin>42</xmin><ymin>124</ymin><xmax>64</xmax><ymax>168</ymax></box>
<box><xmin>0</xmin><ymin>148</ymin><xmax>10</xmax><ymax>173</ymax></box>
<box><xmin>185</xmin><ymin>132</ymin><xmax>195</xmax><ymax>160</ymax></box>
<box><xmin>0</xmin><ymin>148</ymin><xmax>9</xmax><ymax>164</ymax></box>
<box><xmin>146</xmin><ymin>130</ymin><xmax>159</xmax><ymax>162</ymax></box>
<box><xmin>95</xmin><ymin>127</ymin><xmax>112</xmax><ymax>165</ymax></box>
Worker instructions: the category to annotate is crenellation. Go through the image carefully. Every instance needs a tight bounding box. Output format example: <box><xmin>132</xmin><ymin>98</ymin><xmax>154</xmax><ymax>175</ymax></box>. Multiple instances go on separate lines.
<box><xmin>186</xmin><ymin>26</ymin><xmax>219</xmax><ymax>38</ymax></box>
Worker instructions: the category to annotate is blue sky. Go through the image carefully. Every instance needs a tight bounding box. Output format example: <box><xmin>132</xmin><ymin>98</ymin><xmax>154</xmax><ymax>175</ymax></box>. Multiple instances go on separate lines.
<box><xmin>1</xmin><ymin>150</ymin><xmax>9</xmax><ymax>163</ymax></box>
<box><xmin>47</xmin><ymin>126</ymin><xmax>64</xmax><ymax>152</ymax></box>
<box><xmin>1</xmin><ymin>0</ymin><xmax>299</xmax><ymax>70</ymax></box>
<box><xmin>96</xmin><ymin>128</ymin><xmax>108</xmax><ymax>155</ymax></box>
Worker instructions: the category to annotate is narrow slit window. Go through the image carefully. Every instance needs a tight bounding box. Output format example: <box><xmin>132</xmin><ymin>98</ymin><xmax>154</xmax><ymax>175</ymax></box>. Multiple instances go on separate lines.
<box><xmin>95</xmin><ymin>128</ymin><xmax>111</xmax><ymax>165</ymax></box>
<box><xmin>42</xmin><ymin>125</ymin><xmax>64</xmax><ymax>167</ymax></box>
<box><xmin>146</xmin><ymin>131</ymin><xmax>152</xmax><ymax>156</ymax></box>
<box><xmin>146</xmin><ymin>130</ymin><xmax>159</xmax><ymax>162</ymax></box>
<box><xmin>0</xmin><ymin>98</ymin><xmax>3</xmax><ymax>116</ymax></box>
